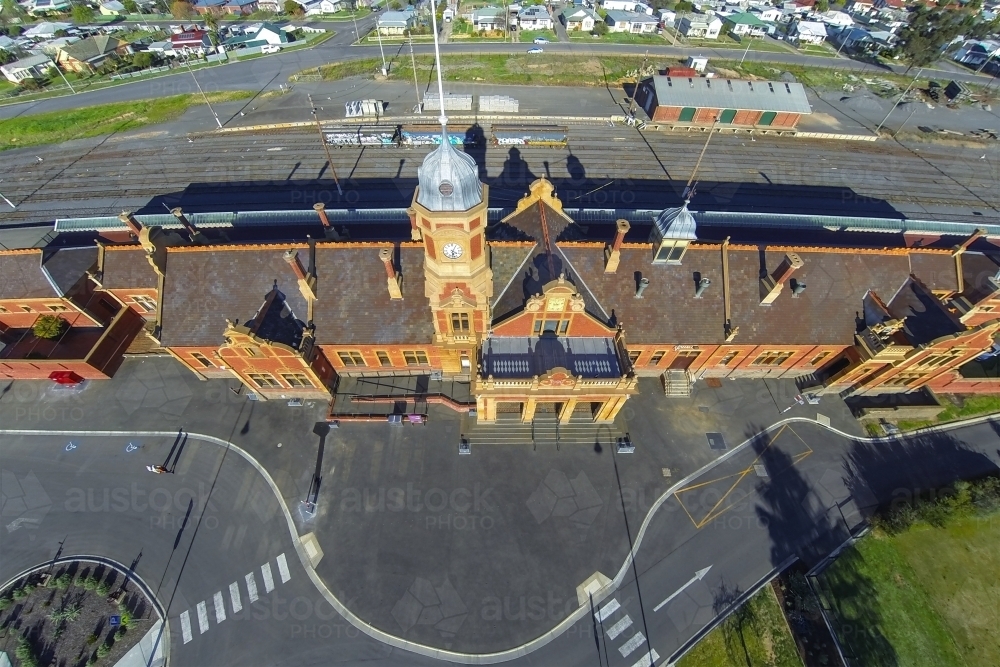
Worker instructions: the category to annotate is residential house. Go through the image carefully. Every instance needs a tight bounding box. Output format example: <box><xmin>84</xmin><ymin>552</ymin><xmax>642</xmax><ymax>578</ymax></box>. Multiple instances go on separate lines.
<box><xmin>99</xmin><ymin>1</ymin><xmax>127</xmax><ymax>15</ymax></box>
<box><xmin>224</xmin><ymin>22</ymin><xmax>290</xmax><ymax>48</ymax></box>
<box><xmin>604</xmin><ymin>9</ymin><xmax>657</xmax><ymax>32</ymax></box>
<box><xmin>377</xmin><ymin>9</ymin><xmax>416</xmax><ymax>35</ymax></box>
<box><xmin>517</xmin><ymin>5</ymin><xmax>552</xmax><ymax>29</ymax></box>
<box><xmin>193</xmin><ymin>0</ymin><xmax>228</xmax><ymax>13</ymax></box>
<box><xmin>678</xmin><ymin>15</ymin><xmax>723</xmax><ymax>38</ymax></box>
<box><xmin>561</xmin><ymin>6</ymin><xmax>601</xmax><ymax>31</ymax></box>
<box><xmin>23</xmin><ymin>22</ymin><xmax>73</xmax><ymax>39</ymax></box>
<box><xmin>56</xmin><ymin>36</ymin><xmax>129</xmax><ymax>73</ymax></box>
<box><xmin>789</xmin><ymin>19</ymin><xmax>827</xmax><ymax>44</ymax></box>
<box><xmin>0</xmin><ymin>54</ymin><xmax>53</xmax><ymax>83</ymax></box>
<box><xmin>819</xmin><ymin>10</ymin><xmax>854</xmax><ymax>27</ymax></box>
<box><xmin>257</xmin><ymin>0</ymin><xmax>283</xmax><ymax>10</ymax></box>
<box><xmin>849</xmin><ymin>0</ymin><xmax>874</xmax><ymax>13</ymax></box>
<box><xmin>873</xmin><ymin>0</ymin><xmax>903</xmax><ymax>10</ymax></box>
<box><xmin>602</xmin><ymin>0</ymin><xmax>651</xmax><ymax>13</ymax></box>
<box><xmin>830</xmin><ymin>26</ymin><xmax>874</xmax><ymax>52</ymax></box>
<box><xmin>30</xmin><ymin>0</ymin><xmax>72</xmax><ymax>15</ymax></box>
<box><xmin>723</xmin><ymin>11</ymin><xmax>769</xmax><ymax>36</ymax></box>
<box><xmin>0</xmin><ymin>35</ymin><xmax>16</xmax><ymax>51</ymax></box>
<box><xmin>472</xmin><ymin>7</ymin><xmax>506</xmax><ymax>31</ymax></box>
<box><xmin>658</xmin><ymin>9</ymin><xmax>676</xmax><ymax>26</ymax></box>
<box><xmin>225</xmin><ymin>0</ymin><xmax>260</xmax><ymax>15</ymax></box>
<box><xmin>171</xmin><ymin>29</ymin><xmax>215</xmax><ymax>54</ymax></box>
<box><xmin>953</xmin><ymin>39</ymin><xmax>1000</xmax><ymax>68</ymax></box>
<box><xmin>302</xmin><ymin>0</ymin><xmax>352</xmax><ymax>13</ymax></box>
<box><xmin>752</xmin><ymin>6</ymin><xmax>781</xmax><ymax>21</ymax></box>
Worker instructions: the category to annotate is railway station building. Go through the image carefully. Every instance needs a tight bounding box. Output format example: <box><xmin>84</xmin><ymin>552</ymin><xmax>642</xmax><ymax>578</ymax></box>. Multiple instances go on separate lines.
<box><xmin>634</xmin><ymin>75</ymin><xmax>812</xmax><ymax>132</ymax></box>
<box><xmin>3</xmin><ymin>125</ymin><xmax>1000</xmax><ymax>419</ymax></box>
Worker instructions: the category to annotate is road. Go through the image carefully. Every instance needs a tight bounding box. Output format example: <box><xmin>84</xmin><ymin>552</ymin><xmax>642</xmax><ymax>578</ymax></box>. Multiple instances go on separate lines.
<box><xmin>1</xmin><ymin>17</ymin><xmax>996</xmax><ymax>119</ymax></box>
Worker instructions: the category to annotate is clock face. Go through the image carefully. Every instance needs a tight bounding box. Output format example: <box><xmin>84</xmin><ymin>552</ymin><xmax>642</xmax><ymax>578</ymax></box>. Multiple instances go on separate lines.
<box><xmin>546</xmin><ymin>297</ymin><xmax>566</xmax><ymax>312</ymax></box>
<box><xmin>442</xmin><ymin>243</ymin><xmax>463</xmax><ymax>260</ymax></box>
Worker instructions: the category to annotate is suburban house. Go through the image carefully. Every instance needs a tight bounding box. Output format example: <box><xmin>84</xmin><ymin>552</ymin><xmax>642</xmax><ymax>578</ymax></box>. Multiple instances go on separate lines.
<box><xmin>225</xmin><ymin>0</ymin><xmax>260</xmax><ymax>14</ymax></box>
<box><xmin>561</xmin><ymin>6</ymin><xmax>601</xmax><ymax>31</ymax></box>
<box><xmin>193</xmin><ymin>0</ymin><xmax>228</xmax><ymax>13</ymax></box>
<box><xmin>658</xmin><ymin>9</ymin><xmax>676</xmax><ymax>25</ymax></box>
<box><xmin>377</xmin><ymin>9</ymin><xmax>416</xmax><ymax>35</ymax></box>
<box><xmin>722</xmin><ymin>11</ymin><xmax>769</xmax><ymax>36</ymax></box>
<box><xmin>678</xmin><ymin>15</ymin><xmax>723</xmax><ymax>39</ymax></box>
<box><xmin>170</xmin><ymin>29</ymin><xmax>215</xmax><ymax>54</ymax></box>
<box><xmin>751</xmin><ymin>6</ymin><xmax>781</xmax><ymax>22</ymax></box>
<box><xmin>257</xmin><ymin>0</ymin><xmax>283</xmax><ymax>10</ymax></box>
<box><xmin>30</xmin><ymin>0</ymin><xmax>71</xmax><ymax>15</ymax></box>
<box><xmin>0</xmin><ymin>55</ymin><xmax>53</xmax><ymax>83</ymax></box>
<box><xmin>636</xmin><ymin>75</ymin><xmax>812</xmax><ymax>130</ymax></box>
<box><xmin>953</xmin><ymin>39</ymin><xmax>1000</xmax><ymax>68</ymax></box>
<box><xmin>99</xmin><ymin>0</ymin><xmax>127</xmax><ymax>15</ymax></box>
<box><xmin>601</xmin><ymin>0</ymin><xmax>652</xmax><ymax>14</ymax></box>
<box><xmin>604</xmin><ymin>9</ymin><xmax>658</xmax><ymax>32</ymax></box>
<box><xmin>472</xmin><ymin>7</ymin><xmax>506</xmax><ymax>31</ymax></box>
<box><xmin>789</xmin><ymin>19</ymin><xmax>827</xmax><ymax>44</ymax></box>
<box><xmin>517</xmin><ymin>5</ymin><xmax>553</xmax><ymax>29</ymax></box>
<box><xmin>302</xmin><ymin>0</ymin><xmax>353</xmax><ymax>13</ymax></box>
<box><xmin>849</xmin><ymin>0</ymin><xmax>874</xmax><ymax>13</ymax></box>
<box><xmin>224</xmin><ymin>22</ymin><xmax>290</xmax><ymax>48</ymax></box>
<box><xmin>819</xmin><ymin>10</ymin><xmax>854</xmax><ymax>27</ymax></box>
<box><xmin>56</xmin><ymin>36</ymin><xmax>130</xmax><ymax>73</ymax></box>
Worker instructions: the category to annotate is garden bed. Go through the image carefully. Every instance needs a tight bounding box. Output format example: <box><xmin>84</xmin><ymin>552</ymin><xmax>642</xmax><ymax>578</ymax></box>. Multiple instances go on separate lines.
<box><xmin>0</xmin><ymin>562</ymin><xmax>156</xmax><ymax>667</ymax></box>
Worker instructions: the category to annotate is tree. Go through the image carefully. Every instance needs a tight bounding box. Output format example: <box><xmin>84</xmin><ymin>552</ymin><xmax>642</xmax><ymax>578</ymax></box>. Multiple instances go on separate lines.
<box><xmin>170</xmin><ymin>0</ymin><xmax>192</xmax><ymax>17</ymax></box>
<box><xmin>283</xmin><ymin>0</ymin><xmax>301</xmax><ymax>14</ymax></box>
<box><xmin>0</xmin><ymin>49</ymin><xmax>15</xmax><ymax>65</ymax></box>
<box><xmin>593</xmin><ymin>20</ymin><xmax>607</xmax><ymax>35</ymax></box>
<box><xmin>674</xmin><ymin>0</ymin><xmax>693</xmax><ymax>11</ymax></box>
<box><xmin>32</xmin><ymin>315</ymin><xmax>67</xmax><ymax>340</ymax></box>
<box><xmin>133</xmin><ymin>51</ymin><xmax>154</xmax><ymax>67</ymax></box>
<box><xmin>72</xmin><ymin>2</ymin><xmax>95</xmax><ymax>23</ymax></box>
<box><xmin>814</xmin><ymin>0</ymin><xmax>829</xmax><ymax>11</ymax></box>
<box><xmin>123</xmin><ymin>0</ymin><xmax>138</xmax><ymax>12</ymax></box>
<box><xmin>895</xmin><ymin>5</ymin><xmax>983</xmax><ymax>70</ymax></box>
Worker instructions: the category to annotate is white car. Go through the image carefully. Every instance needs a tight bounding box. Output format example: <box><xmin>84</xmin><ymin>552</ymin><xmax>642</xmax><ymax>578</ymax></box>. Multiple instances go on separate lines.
<box><xmin>526</xmin><ymin>47</ymin><xmax>543</xmax><ymax>54</ymax></box>
<box><xmin>533</xmin><ymin>37</ymin><xmax>548</xmax><ymax>44</ymax></box>
<box><xmin>261</xmin><ymin>44</ymin><xmax>282</xmax><ymax>54</ymax></box>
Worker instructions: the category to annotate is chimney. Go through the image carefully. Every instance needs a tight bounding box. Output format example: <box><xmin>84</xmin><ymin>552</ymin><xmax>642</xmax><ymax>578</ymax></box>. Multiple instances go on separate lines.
<box><xmin>284</xmin><ymin>248</ymin><xmax>317</xmax><ymax>300</ymax></box>
<box><xmin>313</xmin><ymin>202</ymin><xmax>330</xmax><ymax>228</ymax></box>
<box><xmin>604</xmin><ymin>219</ymin><xmax>631</xmax><ymax>274</ymax></box>
<box><xmin>760</xmin><ymin>252</ymin><xmax>804</xmax><ymax>305</ymax></box>
<box><xmin>118</xmin><ymin>211</ymin><xmax>143</xmax><ymax>237</ymax></box>
<box><xmin>380</xmin><ymin>248</ymin><xmax>403</xmax><ymax>300</ymax></box>
<box><xmin>635</xmin><ymin>277</ymin><xmax>650</xmax><ymax>299</ymax></box>
<box><xmin>171</xmin><ymin>207</ymin><xmax>206</xmax><ymax>244</ymax></box>
<box><xmin>407</xmin><ymin>207</ymin><xmax>422</xmax><ymax>241</ymax></box>
<box><xmin>791</xmin><ymin>280</ymin><xmax>807</xmax><ymax>298</ymax></box>
<box><xmin>695</xmin><ymin>277</ymin><xmax>711</xmax><ymax>298</ymax></box>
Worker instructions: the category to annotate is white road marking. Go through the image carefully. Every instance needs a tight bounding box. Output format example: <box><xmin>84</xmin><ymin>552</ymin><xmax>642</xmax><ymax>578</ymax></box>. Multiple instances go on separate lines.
<box><xmin>179</xmin><ymin>611</ymin><xmax>192</xmax><ymax>644</ymax></box>
<box><xmin>230</xmin><ymin>581</ymin><xmax>242</xmax><ymax>613</ymax></box>
<box><xmin>607</xmin><ymin>615</ymin><xmax>633</xmax><ymax>640</ymax></box>
<box><xmin>619</xmin><ymin>632</ymin><xmax>646</xmax><ymax>657</ymax></box>
<box><xmin>213</xmin><ymin>592</ymin><xmax>226</xmax><ymax>623</ymax></box>
<box><xmin>276</xmin><ymin>553</ymin><xmax>291</xmax><ymax>583</ymax></box>
<box><xmin>245</xmin><ymin>572</ymin><xmax>258</xmax><ymax>603</ymax></box>
<box><xmin>629</xmin><ymin>649</ymin><xmax>659</xmax><ymax>667</ymax></box>
<box><xmin>197</xmin><ymin>601</ymin><xmax>209</xmax><ymax>634</ymax></box>
<box><xmin>261</xmin><ymin>562</ymin><xmax>275</xmax><ymax>593</ymax></box>
<box><xmin>594</xmin><ymin>598</ymin><xmax>620</xmax><ymax>623</ymax></box>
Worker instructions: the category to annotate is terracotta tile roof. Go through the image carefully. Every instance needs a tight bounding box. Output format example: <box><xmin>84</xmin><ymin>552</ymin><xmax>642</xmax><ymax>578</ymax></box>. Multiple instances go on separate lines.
<box><xmin>0</xmin><ymin>250</ymin><xmax>59</xmax><ymax>299</ymax></box>
<box><xmin>40</xmin><ymin>247</ymin><xmax>97</xmax><ymax>297</ymax></box>
<box><xmin>908</xmin><ymin>251</ymin><xmax>958</xmax><ymax>292</ymax></box>
<box><xmin>728</xmin><ymin>248</ymin><xmax>910</xmax><ymax>346</ymax></box>
<box><xmin>490</xmin><ymin>242</ymin><xmax>535</xmax><ymax>310</ymax></box>
<box><xmin>101</xmin><ymin>247</ymin><xmax>158</xmax><ymax>290</ymax></box>
<box><xmin>961</xmin><ymin>251</ymin><xmax>1000</xmax><ymax>302</ymax></box>
<box><xmin>312</xmin><ymin>245</ymin><xmax>434</xmax><ymax>345</ymax></box>
<box><xmin>159</xmin><ymin>246</ymin><xmax>309</xmax><ymax>347</ymax></box>
<box><xmin>560</xmin><ymin>245</ymin><xmax>725</xmax><ymax>345</ymax></box>
<box><xmin>887</xmin><ymin>278</ymin><xmax>962</xmax><ymax>345</ymax></box>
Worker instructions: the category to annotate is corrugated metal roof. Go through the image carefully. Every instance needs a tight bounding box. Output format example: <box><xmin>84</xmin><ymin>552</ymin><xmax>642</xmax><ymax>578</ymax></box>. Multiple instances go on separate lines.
<box><xmin>649</xmin><ymin>75</ymin><xmax>813</xmax><ymax>114</ymax></box>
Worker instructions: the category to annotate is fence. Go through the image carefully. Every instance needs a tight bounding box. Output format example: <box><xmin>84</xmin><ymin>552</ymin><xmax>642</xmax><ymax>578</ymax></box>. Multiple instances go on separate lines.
<box><xmin>231</xmin><ymin>45</ymin><xmax>263</xmax><ymax>58</ymax></box>
<box><xmin>109</xmin><ymin>65</ymin><xmax>170</xmax><ymax>80</ymax></box>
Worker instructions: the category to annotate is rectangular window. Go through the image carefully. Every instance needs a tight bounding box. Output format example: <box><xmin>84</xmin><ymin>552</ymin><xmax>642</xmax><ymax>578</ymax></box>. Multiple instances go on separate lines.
<box><xmin>46</xmin><ymin>304</ymin><xmax>68</xmax><ymax>312</ymax></box>
<box><xmin>282</xmin><ymin>373</ymin><xmax>314</xmax><ymax>388</ymax></box>
<box><xmin>191</xmin><ymin>352</ymin><xmax>213</xmax><ymax>368</ymax></box>
<box><xmin>20</xmin><ymin>306</ymin><xmax>32</xmax><ymax>312</ymax></box>
<box><xmin>0</xmin><ymin>306</ymin><xmax>8</xmax><ymax>313</ymax></box>
<box><xmin>131</xmin><ymin>295</ymin><xmax>157</xmax><ymax>312</ymax></box>
<box><xmin>809</xmin><ymin>352</ymin><xmax>831</xmax><ymax>366</ymax></box>
<box><xmin>404</xmin><ymin>351</ymin><xmax>429</xmax><ymax>366</ymax></box>
<box><xmin>543</xmin><ymin>319</ymin><xmax>558</xmax><ymax>333</ymax></box>
<box><xmin>376</xmin><ymin>351</ymin><xmax>392</xmax><ymax>367</ymax></box>
<box><xmin>558</xmin><ymin>320</ymin><xmax>570</xmax><ymax>334</ymax></box>
<box><xmin>533</xmin><ymin>319</ymin><xmax>543</xmax><ymax>334</ymax></box>
<box><xmin>628</xmin><ymin>350</ymin><xmax>641</xmax><ymax>364</ymax></box>
<box><xmin>649</xmin><ymin>350</ymin><xmax>666</xmax><ymax>366</ymax></box>
<box><xmin>718</xmin><ymin>351</ymin><xmax>739</xmax><ymax>366</ymax></box>
<box><xmin>883</xmin><ymin>373</ymin><xmax>922</xmax><ymax>387</ymax></box>
<box><xmin>751</xmin><ymin>351</ymin><xmax>794</xmax><ymax>366</ymax></box>
<box><xmin>244</xmin><ymin>347</ymin><xmax>260</xmax><ymax>358</ymax></box>
<box><xmin>337</xmin><ymin>351</ymin><xmax>366</xmax><ymax>367</ymax></box>
<box><xmin>451</xmin><ymin>312</ymin><xmax>470</xmax><ymax>333</ymax></box>
<box><xmin>248</xmin><ymin>373</ymin><xmax>281</xmax><ymax>388</ymax></box>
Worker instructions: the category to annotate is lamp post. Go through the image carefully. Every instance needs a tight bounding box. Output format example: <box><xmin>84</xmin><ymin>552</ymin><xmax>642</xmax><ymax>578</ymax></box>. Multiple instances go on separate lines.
<box><xmin>874</xmin><ymin>67</ymin><xmax>922</xmax><ymax>135</ymax></box>
<box><xmin>183</xmin><ymin>55</ymin><xmax>221</xmax><ymax>129</ymax></box>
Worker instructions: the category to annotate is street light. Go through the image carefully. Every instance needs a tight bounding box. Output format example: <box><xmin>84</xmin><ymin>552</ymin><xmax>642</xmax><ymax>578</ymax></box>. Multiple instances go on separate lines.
<box><xmin>874</xmin><ymin>67</ymin><xmax>922</xmax><ymax>135</ymax></box>
<box><xmin>182</xmin><ymin>54</ymin><xmax>222</xmax><ymax>129</ymax></box>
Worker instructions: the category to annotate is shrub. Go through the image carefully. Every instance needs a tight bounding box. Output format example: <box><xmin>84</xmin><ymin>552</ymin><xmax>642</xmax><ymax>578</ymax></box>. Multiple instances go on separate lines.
<box><xmin>86</xmin><ymin>633</ymin><xmax>99</xmax><ymax>645</ymax></box>
<box><xmin>119</xmin><ymin>609</ymin><xmax>132</xmax><ymax>628</ymax></box>
<box><xmin>32</xmin><ymin>314</ymin><xmax>68</xmax><ymax>340</ymax></box>
<box><xmin>116</xmin><ymin>626</ymin><xmax>127</xmax><ymax>639</ymax></box>
<box><xmin>54</xmin><ymin>574</ymin><xmax>71</xmax><ymax>590</ymax></box>
<box><xmin>81</xmin><ymin>576</ymin><xmax>98</xmax><ymax>591</ymax></box>
<box><xmin>15</xmin><ymin>637</ymin><xmax>38</xmax><ymax>667</ymax></box>
<box><xmin>97</xmin><ymin>643</ymin><xmax>111</xmax><ymax>659</ymax></box>
<box><xmin>97</xmin><ymin>583</ymin><xmax>110</xmax><ymax>597</ymax></box>
<box><xmin>12</xmin><ymin>587</ymin><xmax>29</xmax><ymax>600</ymax></box>
<box><xmin>0</xmin><ymin>596</ymin><xmax>12</xmax><ymax>610</ymax></box>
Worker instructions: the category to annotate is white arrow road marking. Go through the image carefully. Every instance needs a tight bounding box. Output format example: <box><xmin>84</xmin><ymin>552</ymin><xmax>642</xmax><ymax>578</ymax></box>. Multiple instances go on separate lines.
<box><xmin>630</xmin><ymin>649</ymin><xmax>659</xmax><ymax>667</ymax></box>
<box><xmin>276</xmin><ymin>553</ymin><xmax>291</xmax><ymax>583</ymax></box>
<box><xmin>213</xmin><ymin>592</ymin><xmax>226</xmax><ymax>623</ymax></box>
<box><xmin>245</xmin><ymin>572</ymin><xmax>258</xmax><ymax>603</ymax></box>
<box><xmin>619</xmin><ymin>632</ymin><xmax>646</xmax><ymax>657</ymax></box>
<box><xmin>180</xmin><ymin>611</ymin><xmax>192</xmax><ymax>644</ymax></box>
<box><xmin>261</xmin><ymin>562</ymin><xmax>275</xmax><ymax>593</ymax></box>
<box><xmin>197</xmin><ymin>601</ymin><xmax>209</xmax><ymax>634</ymax></box>
<box><xmin>607</xmin><ymin>615</ymin><xmax>633</xmax><ymax>640</ymax></box>
<box><xmin>229</xmin><ymin>581</ymin><xmax>242</xmax><ymax>613</ymax></box>
<box><xmin>594</xmin><ymin>598</ymin><xmax>620</xmax><ymax>623</ymax></box>
<box><xmin>653</xmin><ymin>566</ymin><xmax>713</xmax><ymax>612</ymax></box>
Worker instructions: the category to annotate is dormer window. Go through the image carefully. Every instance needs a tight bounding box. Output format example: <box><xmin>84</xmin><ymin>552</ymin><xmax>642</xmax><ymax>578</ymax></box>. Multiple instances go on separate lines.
<box><xmin>654</xmin><ymin>240</ymin><xmax>688</xmax><ymax>264</ymax></box>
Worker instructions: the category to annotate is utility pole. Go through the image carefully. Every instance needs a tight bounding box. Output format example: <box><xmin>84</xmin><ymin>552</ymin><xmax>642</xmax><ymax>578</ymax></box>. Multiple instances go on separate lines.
<box><xmin>684</xmin><ymin>116</ymin><xmax>719</xmax><ymax>199</ymax></box>
<box><xmin>739</xmin><ymin>36</ymin><xmax>752</xmax><ymax>65</ymax></box>
<box><xmin>52</xmin><ymin>61</ymin><xmax>76</xmax><ymax>94</ymax></box>
<box><xmin>875</xmin><ymin>67</ymin><xmax>922</xmax><ymax>135</ymax></box>
<box><xmin>374</xmin><ymin>3</ymin><xmax>387</xmax><ymax>75</ymax></box>
<box><xmin>408</xmin><ymin>30</ymin><xmax>421</xmax><ymax>113</ymax></box>
<box><xmin>0</xmin><ymin>188</ymin><xmax>15</xmax><ymax>210</ymax></box>
<box><xmin>183</xmin><ymin>56</ymin><xmax>220</xmax><ymax>128</ymax></box>
<box><xmin>627</xmin><ymin>50</ymin><xmax>648</xmax><ymax>119</ymax></box>
<box><xmin>309</xmin><ymin>94</ymin><xmax>343</xmax><ymax>197</ymax></box>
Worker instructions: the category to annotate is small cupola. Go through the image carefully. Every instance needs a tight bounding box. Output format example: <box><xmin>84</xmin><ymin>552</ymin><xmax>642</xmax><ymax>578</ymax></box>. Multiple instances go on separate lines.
<box><xmin>650</xmin><ymin>200</ymin><xmax>697</xmax><ymax>264</ymax></box>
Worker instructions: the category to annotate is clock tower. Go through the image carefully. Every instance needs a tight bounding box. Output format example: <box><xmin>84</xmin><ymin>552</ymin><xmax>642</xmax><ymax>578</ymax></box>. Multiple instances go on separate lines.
<box><xmin>411</xmin><ymin>131</ymin><xmax>493</xmax><ymax>376</ymax></box>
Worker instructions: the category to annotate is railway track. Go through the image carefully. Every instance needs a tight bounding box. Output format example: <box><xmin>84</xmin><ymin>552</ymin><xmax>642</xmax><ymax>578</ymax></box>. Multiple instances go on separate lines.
<box><xmin>1</xmin><ymin>125</ymin><xmax>997</xmax><ymax>226</ymax></box>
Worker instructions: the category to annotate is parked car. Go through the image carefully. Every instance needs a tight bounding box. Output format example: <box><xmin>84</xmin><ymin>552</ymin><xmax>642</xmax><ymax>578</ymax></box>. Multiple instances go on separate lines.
<box><xmin>533</xmin><ymin>37</ymin><xmax>548</xmax><ymax>44</ymax></box>
<box><xmin>261</xmin><ymin>44</ymin><xmax>282</xmax><ymax>54</ymax></box>
<box><xmin>526</xmin><ymin>46</ymin><xmax>543</xmax><ymax>54</ymax></box>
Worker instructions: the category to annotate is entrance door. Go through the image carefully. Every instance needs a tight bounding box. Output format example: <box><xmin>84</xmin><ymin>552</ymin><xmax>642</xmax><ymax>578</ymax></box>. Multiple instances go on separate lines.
<box><xmin>496</xmin><ymin>402</ymin><xmax>522</xmax><ymax>419</ymax></box>
<box><xmin>719</xmin><ymin>109</ymin><xmax>737</xmax><ymax>124</ymax></box>
<box><xmin>678</xmin><ymin>107</ymin><xmax>696</xmax><ymax>122</ymax></box>
<box><xmin>669</xmin><ymin>351</ymin><xmax>699</xmax><ymax>370</ymax></box>
<box><xmin>759</xmin><ymin>111</ymin><xmax>776</xmax><ymax>126</ymax></box>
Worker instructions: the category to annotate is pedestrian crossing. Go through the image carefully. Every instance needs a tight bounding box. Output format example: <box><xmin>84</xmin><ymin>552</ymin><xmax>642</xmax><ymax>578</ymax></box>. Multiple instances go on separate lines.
<box><xmin>594</xmin><ymin>597</ymin><xmax>660</xmax><ymax>667</ymax></box>
<box><xmin>176</xmin><ymin>553</ymin><xmax>291</xmax><ymax>645</ymax></box>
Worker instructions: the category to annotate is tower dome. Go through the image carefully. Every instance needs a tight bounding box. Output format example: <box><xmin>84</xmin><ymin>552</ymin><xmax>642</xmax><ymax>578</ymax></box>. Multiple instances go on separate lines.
<box><xmin>651</xmin><ymin>200</ymin><xmax>697</xmax><ymax>242</ymax></box>
<box><xmin>416</xmin><ymin>130</ymin><xmax>483</xmax><ymax>212</ymax></box>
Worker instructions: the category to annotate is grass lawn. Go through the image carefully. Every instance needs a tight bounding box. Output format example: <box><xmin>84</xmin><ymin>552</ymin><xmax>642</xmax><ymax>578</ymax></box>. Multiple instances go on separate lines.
<box><xmin>518</xmin><ymin>29</ymin><xmax>558</xmax><ymax>43</ymax></box>
<box><xmin>893</xmin><ymin>394</ymin><xmax>1000</xmax><ymax>432</ymax></box>
<box><xmin>712</xmin><ymin>59</ymin><xmax>928</xmax><ymax>91</ymax></box>
<box><xmin>570</xmin><ymin>31</ymin><xmax>665</xmax><ymax>44</ymax></box>
<box><xmin>0</xmin><ymin>91</ymin><xmax>251</xmax><ymax>151</ymax></box>
<box><xmin>798</xmin><ymin>43</ymin><xmax>839</xmax><ymax>58</ymax></box>
<box><xmin>678</xmin><ymin>584</ymin><xmax>803</xmax><ymax>667</ymax></box>
<box><xmin>818</xmin><ymin>513</ymin><xmax>1000</xmax><ymax>667</ymax></box>
<box><xmin>309</xmin><ymin>53</ymin><xmax>674</xmax><ymax>86</ymax></box>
